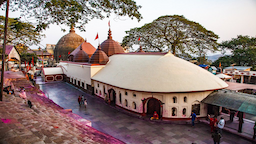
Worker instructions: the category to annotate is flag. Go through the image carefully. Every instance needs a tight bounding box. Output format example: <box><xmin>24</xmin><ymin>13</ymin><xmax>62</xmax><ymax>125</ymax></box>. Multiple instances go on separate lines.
<box><xmin>68</xmin><ymin>51</ymin><xmax>70</xmax><ymax>55</ymax></box>
<box><xmin>108</xmin><ymin>21</ymin><xmax>110</xmax><ymax>27</ymax></box>
<box><xmin>95</xmin><ymin>33</ymin><xmax>99</xmax><ymax>40</ymax></box>
<box><xmin>138</xmin><ymin>37</ymin><xmax>141</xmax><ymax>41</ymax></box>
<box><xmin>32</xmin><ymin>57</ymin><xmax>34</xmax><ymax>66</ymax></box>
<box><xmin>59</xmin><ymin>55</ymin><xmax>61</xmax><ymax>58</ymax></box>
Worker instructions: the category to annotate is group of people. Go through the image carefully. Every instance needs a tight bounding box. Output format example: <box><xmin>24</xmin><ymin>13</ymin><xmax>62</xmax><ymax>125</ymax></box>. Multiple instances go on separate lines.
<box><xmin>208</xmin><ymin>115</ymin><xmax>225</xmax><ymax>144</ymax></box>
<box><xmin>78</xmin><ymin>95</ymin><xmax>87</xmax><ymax>108</ymax></box>
<box><xmin>3</xmin><ymin>86</ymin><xmax>14</xmax><ymax>95</ymax></box>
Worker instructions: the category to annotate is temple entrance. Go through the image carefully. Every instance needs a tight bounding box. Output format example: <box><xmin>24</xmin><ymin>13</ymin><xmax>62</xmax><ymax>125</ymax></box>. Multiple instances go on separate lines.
<box><xmin>147</xmin><ymin>98</ymin><xmax>161</xmax><ymax>117</ymax></box>
<box><xmin>108</xmin><ymin>89</ymin><xmax>116</xmax><ymax>106</ymax></box>
<box><xmin>207</xmin><ymin>104</ymin><xmax>219</xmax><ymax>116</ymax></box>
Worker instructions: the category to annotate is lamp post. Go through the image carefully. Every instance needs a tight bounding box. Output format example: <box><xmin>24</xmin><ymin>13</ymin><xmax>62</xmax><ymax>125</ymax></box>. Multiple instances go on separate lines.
<box><xmin>0</xmin><ymin>0</ymin><xmax>9</xmax><ymax>101</ymax></box>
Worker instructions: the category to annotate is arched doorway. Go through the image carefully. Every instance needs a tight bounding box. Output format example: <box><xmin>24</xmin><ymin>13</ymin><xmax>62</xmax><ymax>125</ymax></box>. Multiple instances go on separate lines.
<box><xmin>108</xmin><ymin>89</ymin><xmax>116</xmax><ymax>106</ymax></box>
<box><xmin>147</xmin><ymin>98</ymin><xmax>161</xmax><ymax>117</ymax></box>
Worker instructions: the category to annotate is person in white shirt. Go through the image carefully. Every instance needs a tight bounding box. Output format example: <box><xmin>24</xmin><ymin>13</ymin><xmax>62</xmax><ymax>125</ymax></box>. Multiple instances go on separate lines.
<box><xmin>217</xmin><ymin>117</ymin><xmax>225</xmax><ymax>135</ymax></box>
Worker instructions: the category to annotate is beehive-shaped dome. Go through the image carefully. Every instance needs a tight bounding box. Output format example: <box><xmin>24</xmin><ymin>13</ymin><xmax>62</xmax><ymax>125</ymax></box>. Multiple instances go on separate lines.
<box><xmin>69</xmin><ymin>40</ymin><xmax>96</xmax><ymax>58</ymax></box>
<box><xmin>100</xmin><ymin>29</ymin><xmax>124</xmax><ymax>57</ymax></box>
<box><xmin>54</xmin><ymin>27</ymin><xmax>84</xmax><ymax>61</ymax></box>
<box><xmin>89</xmin><ymin>45</ymin><xmax>109</xmax><ymax>65</ymax></box>
<box><xmin>92</xmin><ymin>51</ymin><xmax>228</xmax><ymax>92</ymax></box>
<box><xmin>73</xmin><ymin>47</ymin><xmax>89</xmax><ymax>62</ymax></box>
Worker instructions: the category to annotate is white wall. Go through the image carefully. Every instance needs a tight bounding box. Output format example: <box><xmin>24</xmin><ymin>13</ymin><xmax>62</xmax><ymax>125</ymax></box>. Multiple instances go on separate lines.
<box><xmin>9</xmin><ymin>48</ymin><xmax>20</xmax><ymax>61</ymax></box>
<box><xmin>59</xmin><ymin>62</ymin><xmax>104</xmax><ymax>89</ymax></box>
<box><xmin>94</xmin><ymin>81</ymin><xmax>211</xmax><ymax>119</ymax></box>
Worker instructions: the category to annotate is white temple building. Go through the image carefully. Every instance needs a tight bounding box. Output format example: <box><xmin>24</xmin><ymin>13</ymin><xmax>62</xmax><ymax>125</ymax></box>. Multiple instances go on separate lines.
<box><xmin>43</xmin><ymin>28</ymin><xmax>228</xmax><ymax>120</ymax></box>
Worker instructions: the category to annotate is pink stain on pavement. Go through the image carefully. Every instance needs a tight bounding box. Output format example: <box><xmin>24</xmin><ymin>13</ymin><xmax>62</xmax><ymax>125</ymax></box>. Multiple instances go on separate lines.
<box><xmin>1</xmin><ymin>118</ymin><xmax>18</xmax><ymax>124</ymax></box>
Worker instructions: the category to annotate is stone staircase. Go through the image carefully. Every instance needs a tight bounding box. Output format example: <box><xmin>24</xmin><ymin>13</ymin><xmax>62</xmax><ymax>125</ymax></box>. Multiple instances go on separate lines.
<box><xmin>0</xmin><ymin>78</ymin><xmax>124</xmax><ymax>144</ymax></box>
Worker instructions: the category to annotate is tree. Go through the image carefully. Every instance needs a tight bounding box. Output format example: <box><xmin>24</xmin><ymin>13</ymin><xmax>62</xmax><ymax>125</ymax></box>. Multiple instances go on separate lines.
<box><xmin>20</xmin><ymin>52</ymin><xmax>37</xmax><ymax>65</ymax></box>
<box><xmin>122</xmin><ymin>15</ymin><xmax>219</xmax><ymax>56</ymax></box>
<box><xmin>219</xmin><ymin>35</ymin><xmax>256</xmax><ymax>54</ymax></box>
<box><xmin>0</xmin><ymin>16</ymin><xmax>44</xmax><ymax>52</ymax></box>
<box><xmin>212</xmin><ymin>55</ymin><xmax>234</xmax><ymax>69</ymax></box>
<box><xmin>217</xmin><ymin>35</ymin><xmax>256</xmax><ymax>70</ymax></box>
<box><xmin>1</xmin><ymin>0</ymin><xmax>142</xmax><ymax>32</ymax></box>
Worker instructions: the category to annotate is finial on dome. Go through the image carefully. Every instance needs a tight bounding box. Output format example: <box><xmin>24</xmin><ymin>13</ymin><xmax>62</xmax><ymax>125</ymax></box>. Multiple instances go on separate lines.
<box><xmin>98</xmin><ymin>45</ymin><xmax>101</xmax><ymax>50</ymax></box>
<box><xmin>165</xmin><ymin>50</ymin><xmax>174</xmax><ymax>56</ymax></box>
<box><xmin>108</xmin><ymin>28</ymin><xmax>112</xmax><ymax>39</ymax></box>
<box><xmin>70</xmin><ymin>25</ymin><xmax>75</xmax><ymax>33</ymax></box>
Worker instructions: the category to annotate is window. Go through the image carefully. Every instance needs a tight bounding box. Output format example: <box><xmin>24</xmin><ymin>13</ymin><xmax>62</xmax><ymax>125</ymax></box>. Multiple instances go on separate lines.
<box><xmin>74</xmin><ymin>79</ymin><xmax>77</xmax><ymax>85</ymax></box>
<box><xmin>133</xmin><ymin>102</ymin><xmax>136</xmax><ymax>109</ymax></box>
<box><xmin>119</xmin><ymin>93</ymin><xmax>122</xmax><ymax>103</ymax></box>
<box><xmin>182</xmin><ymin>108</ymin><xmax>186</xmax><ymax>116</ymax></box>
<box><xmin>97</xmin><ymin>83</ymin><xmax>99</xmax><ymax>87</ymax></box>
<box><xmin>184</xmin><ymin>96</ymin><xmax>187</xmax><ymax>103</ymax></box>
<box><xmin>125</xmin><ymin>99</ymin><xmax>128</xmax><ymax>107</ymax></box>
<box><xmin>70</xmin><ymin>78</ymin><xmax>73</xmax><ymax>83</ymax></box>
<box><xmin>125</xmin><ymin>91</ymin><xmax>128</xmax><ymax>95</ymax></box>
<box><xmin>172</xmin><ymin>107</ymin><xmax>177</xmax><ymax>116</ymax></box>
<box><xmin>96</xmin><ymin>89</ymin><xmax>98</xmax><ymax>94</ymax></box>
<box><xmin>173</xmin><ymin>96</ymin><xmax>177</xmax><ymax>103</ymax></box>
<box><xmin>133</xmin><ymin>93</ymin><xmax>136</xmax><ymax>97</ymax></box>
<box><xmin>99</xmin><ymin>90</ymin><xmax>102</xmax><ymax>96</ymax></box>
<box><xmin>82</xmin><ymin>82</ymin><xmax>84</xmax><ymax>88</ymax></box>
<box><xmin>103</xmin><ymin>85</ymin><xmax>105</xmax><ymax>94</ymax></box>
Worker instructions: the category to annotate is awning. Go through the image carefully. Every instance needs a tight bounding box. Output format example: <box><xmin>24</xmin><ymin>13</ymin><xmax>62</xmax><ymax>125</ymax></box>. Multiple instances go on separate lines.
<box><xmin>201</xmin><ymin>90</ymin><xmax>256</xmax><ymax>115</ymax></box>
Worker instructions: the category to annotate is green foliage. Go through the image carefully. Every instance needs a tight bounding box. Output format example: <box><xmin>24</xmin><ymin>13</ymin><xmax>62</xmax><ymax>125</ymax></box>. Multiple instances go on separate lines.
<box><xmin>4</xmin><ymin>0</ymin><xmax>142</xmax><ymax>32</ymax></box>
<box><xmin>212</xmin><ymin>55</ymin><xmax>234</xmax><ymax>68</ymax></box>
<box><xmin>216</xmin><ymin>35</ymin><xmax>256</xmax><ymax>70</ymax></box>
<box><xmin>0</xmin><ymin>16</ymin><xmax>44</xmax><ymax>50</ymax></box>
<box><xmin>219</xmin><ymin>35</ymin><xmax>256</xmax><ymax>54</ymax></box>
<box><xmin>20</xmin><ymin>52</ymin><xmax>38</xmax><ymax>64</ymax></box>
<box><xmin>122</xmin><ymin>15</ymin><xmax>219</xmax><ymax>56</ymax></box>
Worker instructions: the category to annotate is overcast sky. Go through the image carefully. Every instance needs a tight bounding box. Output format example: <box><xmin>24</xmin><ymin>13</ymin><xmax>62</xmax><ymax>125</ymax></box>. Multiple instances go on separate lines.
<box><xmin>1</xmin><ymin>0</ymin><xmax>256</xmax><ymax>55</ymax></box>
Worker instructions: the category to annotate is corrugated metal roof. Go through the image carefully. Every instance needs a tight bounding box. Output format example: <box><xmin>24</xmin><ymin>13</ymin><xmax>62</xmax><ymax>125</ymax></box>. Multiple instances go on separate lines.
<box><xmin>201</xmin><ymin>90</ymin><xmax>256</xmax><ymax>115</ymax></box>
<box><xmin>224</xmin><ymin>66</ymin><xmax>251</xmax><ymax>70</ymax></box>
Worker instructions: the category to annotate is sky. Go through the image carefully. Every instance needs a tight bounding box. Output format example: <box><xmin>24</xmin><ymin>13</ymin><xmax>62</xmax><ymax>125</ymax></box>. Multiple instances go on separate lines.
<box><xmin>1</xmin><ymin>0</ymin><xmax>256</xmax><ymax>55</ymax></box>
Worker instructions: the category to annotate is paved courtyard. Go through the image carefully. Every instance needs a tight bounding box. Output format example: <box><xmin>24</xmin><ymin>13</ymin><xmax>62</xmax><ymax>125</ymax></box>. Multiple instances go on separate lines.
<box><xmin>40</xmin><ymin>81</ymin><xmax>252</xmax><ymax>144</ymax></box>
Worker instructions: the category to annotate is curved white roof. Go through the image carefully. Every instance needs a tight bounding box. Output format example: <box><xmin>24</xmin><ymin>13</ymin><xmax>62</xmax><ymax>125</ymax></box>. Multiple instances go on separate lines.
<box><xmin>43</xmin><ymin>67</ymin><xmax>63</xmax><ymax>75</ymax></box>
<box><xmin>92</xmin><ymin>52</ymin><xmax>228</xmax><ymax>93</ymax></box>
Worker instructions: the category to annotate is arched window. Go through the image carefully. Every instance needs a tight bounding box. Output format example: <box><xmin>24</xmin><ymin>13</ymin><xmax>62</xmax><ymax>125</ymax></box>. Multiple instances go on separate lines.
<box><xmin>133</xmin><ymin>102</ymin><xmax>136</xmax><ymax>109</ymax></box>
<box><xmin>184</xmin><ymin>96</ymin><xmax>187</xmax><ymax>103</ymax></box>
<box><xmin>182</xmin><ymin>108</ymin><xmax>186</xmax><ymax>116</ymax></box>
<box><xmin>172</xmin><ymin>107</ymin><xmax>177</xmax><ymax>116</ymax></box>
<box><xmin>97</xmin><ymin>83</ymin><xmax>99</xmax><ymax>87</ymax></box>
<box><xmin>173</xmin><ymin>96</ymin><xmax>177</xmax><ymax>103</ymax></box>
<box><xmin>125</xmin><ymin>99</ymin><xmax>128</xmax><ymax>107</ymax></box>
<box><xmin>119</xmin><ymin>92</ymin><xmax>122</xmax><ymax>103</ymax></box>
<box><xmin>125</xmin><ymin>91</ymin><xmax>128</xmax><ymax>95</ymax></box>
<box><xmin>96</xmin><ymin>89</ymin><xmax>98</xmax><ymax>94</ymax></box>
<box><xmin>133</xmin><ymin>93</ymin><xmax>136</xmax><ymax>97</ymax></box>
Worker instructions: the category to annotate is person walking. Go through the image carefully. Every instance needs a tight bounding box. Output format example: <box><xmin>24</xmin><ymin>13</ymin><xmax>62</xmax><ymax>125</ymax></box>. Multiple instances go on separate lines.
<box><xmin>208</xmin><ymin>115</ymin><xmax>218</xmax><ymax>133</ymax></box>
<box><xmin>78</xmin><ymin>96</ymin><xmax>82</xmax><ymax>106</ymax></box>
<box><xmin>84</xmin><ymin>99</ymin><xmax>87</xmax><ymax>108</ymax></box>
<box><xmin>190</xmin><ymin>111</ymin><xmax>196</xmax><ymax>127</ymax></box>
<box><xmin>253</xmin><ymin>121</ymin><xmax>256</xmax><ymax>139</ymax></box>
<box><xmin>217</xmin><ymin>117</ymin><xmax>225</xmax><ymax>135</ymax></box>
<box><xmin>212</xmin><ymin>129</ymin><xmax>221</xmax><ymax>144</ymax></box>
